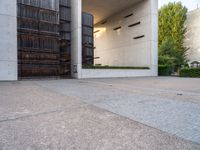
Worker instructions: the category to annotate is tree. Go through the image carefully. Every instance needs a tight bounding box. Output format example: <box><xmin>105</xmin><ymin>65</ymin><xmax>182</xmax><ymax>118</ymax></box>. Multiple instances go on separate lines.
<box><xmin>158</xmin><ymin>2</ymin><xmax>188</xmax><ymax>70</ymax></box>
<box><xmin>159</xmin><ymin>38</ymin><xmax>176</xmax><ymax>57</ymax></box>
<box><xmin>159</xmin><ymin>38</ymin><xmax>176</xmax><ymax>74</ymax></box>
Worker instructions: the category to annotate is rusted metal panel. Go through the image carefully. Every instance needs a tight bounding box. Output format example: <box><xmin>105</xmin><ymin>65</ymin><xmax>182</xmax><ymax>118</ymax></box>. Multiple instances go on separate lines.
<box><xmin>59</xmin><ymin>0</ymin><xmax>71</xmax><ymax>7</ymax></box>
<box><xmin>82</xmin><ymin>12</ymin><xmax>94</xmax><ymax>65</ymax></box>
<box><xmin>20</xmin><ymin>64</ymin><xmax>60</xmax><ymax>77</ymax></box>
<box><xmin>59</xmin><ymin>1</ymin><xmax>71</xmax><ymax>78</ymax></box>
<box><xmin>17</xmin><ymin>1</ymin><xmax>63</xmax><ymax>78</ymax></box>
<box><xmin>17</xmin><ymin>1</ymin><xmax>95</xmax><ymax>78</ymax></box>
<box><xmin>17</xmin><ymin>0</ymin><xmax>59</xmax><ymax>11</ymax></box>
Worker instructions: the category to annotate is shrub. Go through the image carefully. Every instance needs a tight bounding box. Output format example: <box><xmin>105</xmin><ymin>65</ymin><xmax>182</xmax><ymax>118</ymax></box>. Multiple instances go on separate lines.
<box><xmin>159</xmin><ymin>55</ymin><xmax>175</xmax><ymax>67</ymax></box>
<box><xmin>158</xmin><ymin>65</ymin><xmax>173</xmax><ymax>76</ymax></box>
<box><xmin>180</xmin><ymin>68</ymin><xmax>200</xmax><ymax>78</ymax></box>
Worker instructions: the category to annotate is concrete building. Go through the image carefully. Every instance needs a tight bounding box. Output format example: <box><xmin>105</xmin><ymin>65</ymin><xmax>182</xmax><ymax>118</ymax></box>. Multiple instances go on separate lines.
<box><xmin>0</xmin><ymin>0</ymin><xmax>158</xmax><ymax>80</ymax></box>
<box><xmin>0</xmin><ymin>0</ymin><xmax>17</xmax><ymax>80</ymax></box>
<box><xmin>185</xmin><ymin>8</ymin><xmax>200</xmax><ymax>65</ymax></box>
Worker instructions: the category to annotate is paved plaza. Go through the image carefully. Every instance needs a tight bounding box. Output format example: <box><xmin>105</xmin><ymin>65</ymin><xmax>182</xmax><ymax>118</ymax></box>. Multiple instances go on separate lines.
<box><xmin>0</xmin><ymin>77</ymin><xmax>200</xmax><ymax>149</ymax></box>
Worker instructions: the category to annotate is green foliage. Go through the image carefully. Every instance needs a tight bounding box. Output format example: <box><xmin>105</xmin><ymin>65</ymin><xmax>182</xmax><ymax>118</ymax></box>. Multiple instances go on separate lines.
<box><xmin>158</xmin><ymin>54</ymin><xmax>175</xmax><ymax>76</ymax></box>
<box><xmin>159</xmin><ymin>38</ymin><xmax>176</xmax><ymax>57</ymax></box>
<box><xmin>158</xmin><ymin>2</ymin><xmax>188</xmax><ymax>71</ymax></box>
<box><xmin>158</xmin><ymin>39</ymin><xmax>175</xmax><ymax>75</ymax></box>
<box><xmin>159</xmin><ymin>38</ymin><xmax>183</xmax><ymax>70</ymax></box>
<box><xmin>180</xmin><ymin>68</ymin><xmax>200</xmax><ymax>78</ymax></box>
<box><xmin>158</xmin><ymin>65</ymin><xmax>173</xmax><ymax>76</ymax></box>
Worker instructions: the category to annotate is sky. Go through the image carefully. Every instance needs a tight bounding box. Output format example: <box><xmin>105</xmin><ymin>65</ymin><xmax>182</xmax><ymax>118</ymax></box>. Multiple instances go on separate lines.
<box><xmin>159</xmin><ymin>0</ymin><xmax>200</xmax><ymax>11</ymax></box>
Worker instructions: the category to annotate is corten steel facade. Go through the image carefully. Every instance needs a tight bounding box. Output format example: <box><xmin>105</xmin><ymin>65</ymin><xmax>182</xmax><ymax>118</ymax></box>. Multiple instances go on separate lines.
<box><xmin>82</xmin><ymin>12</ymin><xmax>94</xmax><ymax>66</ymax></box>
<box><xmin>59</xmin><ymin>0</ymin><xmax>71</xmax><ymax>77</ymax></box>
<box><xmin>17</xmin><ymin>0</ymin><xmax>61</xmax><ymax>78</ymax></box>
<box><xmin>0</xmin><ymin>0</ymin><xmax>158</xmax><ymax>80</ymax></box>
<box><xmin>17</xmin><ymin>0</ymin><xmax>94</xmax><ymax>78</ymax></box>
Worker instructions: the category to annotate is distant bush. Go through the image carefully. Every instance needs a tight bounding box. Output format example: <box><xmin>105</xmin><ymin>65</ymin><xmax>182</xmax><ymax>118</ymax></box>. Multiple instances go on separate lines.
<box><xmin>158</xmin><ymin>65</ymin><xmax>173</xmax><ymax>76</ymax></box>
<box><xmin>179</xmin><ymin>68</ymin><xmax>200</xmax><ymax>78</ymax></box>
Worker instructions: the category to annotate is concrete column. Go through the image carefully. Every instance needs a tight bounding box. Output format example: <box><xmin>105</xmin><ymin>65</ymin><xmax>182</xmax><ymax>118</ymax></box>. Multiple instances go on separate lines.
<box><xmin>0</xmin><ymin>0</ymin><xmax>17</xmax><ymax>81</ymax></box>
<box><xmin>150</xmin><ymin>0</ymin><xmax>158</xmax><ymax>76</ymax></box>
<box><xmin>71</xmin><ymin>0</ymin><xmax>82</xmax><ymax>78</ymax></box>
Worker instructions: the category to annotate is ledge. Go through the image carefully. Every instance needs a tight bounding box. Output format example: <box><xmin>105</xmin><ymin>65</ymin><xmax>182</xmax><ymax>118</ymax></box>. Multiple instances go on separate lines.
<box><xmin>80</xmin><ymin>67</ymin><xmax>157</xmax><ymax>79</ymax></box>
<box><xmin>82</xmin><ymin>65</ymin><xmax>150</xmax><ymax>70</ymax></box>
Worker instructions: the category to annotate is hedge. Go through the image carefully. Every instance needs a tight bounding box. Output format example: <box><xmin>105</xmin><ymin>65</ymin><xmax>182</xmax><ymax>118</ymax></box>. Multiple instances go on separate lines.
<box><xmin>158</xmin><ymin>65</ymin><xmax>173</xmax><ymax>76</ymax></box>
<box><xmin>179</xmin><ymin>68</ymin><xmax>200</xmax><ymax>78</ymax></box>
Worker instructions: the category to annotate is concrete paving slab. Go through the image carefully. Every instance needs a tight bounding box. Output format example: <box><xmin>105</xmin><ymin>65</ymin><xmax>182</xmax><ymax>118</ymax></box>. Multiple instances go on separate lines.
<box><xmin>34</xmin><ymin>77</ymin><xmax>200</xmax><ymax>144</ymax></box>
<box><xmin>0</xmin><ymin>77</ymin><xmax>200</xmax><ymax>149</ymax></box>
<box><xmin>0</xmin><ymin>82</ymin><xmax>84</xmax><ymax>122</ymax></box>
<box><xmin>0</xmin><ymin>95</ymin><xmax>199</xmax><ymax>150</ymax></box>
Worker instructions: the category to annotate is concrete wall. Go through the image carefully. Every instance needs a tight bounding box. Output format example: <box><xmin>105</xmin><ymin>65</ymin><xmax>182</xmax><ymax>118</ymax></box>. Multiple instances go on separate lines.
<box><xmin>185</xmin><ymin>9</ymin><xmax>200</xmax><ymax>62</ymax></box>
<box><xmin>81</xmin><ymin>68</ymin><xmax>157</xmax><ymax>78</ymax></box>
<box><xmin>71</xmin><ymin>0</ymin><xmax>83</xmax><ymax>78</ymax></box>
<box><xmin>0</xmin><ymin>0</ymin><xmax>64</xmax><ymax>80</ymax></box>
<box><xmin>80</xmin><ymin>0</ymin><xmax>158</xmax><ymax>78</ymax></box>
<box><xmin>0</xmin><ymin>0</ymin><xmax>17</xmax><ymax>81</ymax></box>
<box><xmin>94</xmin><ymin>0</ymin><xmax>158</xmax><ymax>70</ymax></box>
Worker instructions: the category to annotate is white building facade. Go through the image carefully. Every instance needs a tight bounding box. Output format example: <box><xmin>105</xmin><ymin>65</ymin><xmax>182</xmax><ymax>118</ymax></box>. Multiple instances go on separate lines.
<box><xmin>185</xmin><ymin>9</ymin><xmax>200</xmax><ymax>64</ymax></box>
<box><xmin>0</xmin><ymin>0</ymin><xmax>158</xmax><ymax>80</ymax></box>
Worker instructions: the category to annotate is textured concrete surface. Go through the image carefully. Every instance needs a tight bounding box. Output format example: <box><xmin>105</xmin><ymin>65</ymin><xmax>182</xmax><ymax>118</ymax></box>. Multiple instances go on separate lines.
<box><xmin>185</xmin><ymin>8</ymin><xmax>200</xmax><ymax>62</ymax></box>
<box><xmin>35</xmin><ymin>77</ymin><xmax>200</xmax><ymax>144</ymax></box>
<box><xmin>71</xmin><ymin>0</ymin><xmax>82</xmax><ymax>79</ymax></box>
<box><xmin>83</xmin><ymin>0</ymin><xmax>142</xmax><ymax>24</ymax></box>
<box><xmin>0</xmin><ymin>0</ymin><xmax>17</xmax><ymax>81</ymax></box>
<box><xmin>93</xmin><ymin>0</ymin><xmax>155</xmax><ymax>67</ymax></box>
<box><xmin>0</xmin><ymin>77</ymin><xmax>200</xmax><ymax>149</ymax></box>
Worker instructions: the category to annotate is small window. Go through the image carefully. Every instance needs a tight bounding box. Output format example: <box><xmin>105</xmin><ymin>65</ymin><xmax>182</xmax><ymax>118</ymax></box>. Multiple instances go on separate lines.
<box><xmin>101</xmin><ymin>20</ymin><xmax>107</xmax><ymax>25</ymax></box>
<box><xmin>124</xmin><ymin>13</ymin><xmax>133</xmax><ymax>18</ymax></box>
<box><xmin>134</xmin><ymin>35</ymin><xmax>145</xmax><ymax>39</ymax></box>
<box><xmin>128</xmin><ymin>22</ymin><xmax>141</xmax><ymax>27</ymax></box>
<box><xmin>94</xmin><ymin>30</ymin><xmax>100</xmax><ymax>33</ymax></box>
<box><xmin>113</xmin><ymin>26</ymin><xmax>121</xmax><ymax>30</ymax></box>
<box><xmin>94</xmin><ymin>57</ymin><xmax>100</xmax><ymax>60</ymax></box>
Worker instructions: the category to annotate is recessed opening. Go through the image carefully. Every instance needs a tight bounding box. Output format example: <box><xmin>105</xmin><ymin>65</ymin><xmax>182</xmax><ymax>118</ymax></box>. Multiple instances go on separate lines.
<box><xmin>94</xmin><ymin>30</ymin><xmax>100</xmax><ymax>33</ymax></box>
<box><xmin>101</xmin><ymin>20</ymin><xmax>107</xmax><ymax>25</ymax></box>
<box><xmin>128</xmin><ymin>21</ymin><xmax>141</xmax><ymax>27</ymax></box>
<box><xmin>124</xmin><ymin>13</ymin><xmax>133</xmax><ymax>18</ymax></box>
<box><xmin>134</xmin><ymin>35</ymin><xmax>145</xmax><ymax>39</ymax></box>
<box><xmin>113</xmin><ymin>26</ymin><xmax>122</xmax><ymax>30</ymax></box>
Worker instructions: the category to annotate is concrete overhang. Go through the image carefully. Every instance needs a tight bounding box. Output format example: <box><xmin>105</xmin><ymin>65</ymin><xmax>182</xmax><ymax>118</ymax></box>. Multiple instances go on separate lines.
<box><xmin>82</xmin><ymin>0</ymin><xmax>144</xmax><ymax>24</ymax></box>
